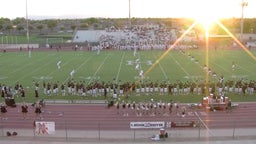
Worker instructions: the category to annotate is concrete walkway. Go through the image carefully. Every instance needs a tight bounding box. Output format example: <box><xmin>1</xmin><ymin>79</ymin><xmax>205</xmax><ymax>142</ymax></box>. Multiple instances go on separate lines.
<box><xmin>1</xmin><ymin>128</ymin><xmax>256</xmax><ymax>144</ymax></box>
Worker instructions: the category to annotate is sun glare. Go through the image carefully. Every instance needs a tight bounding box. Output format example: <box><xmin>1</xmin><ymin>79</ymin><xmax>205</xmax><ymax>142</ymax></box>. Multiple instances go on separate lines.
<box><xmin>194</xmin><ymin>15</ymin><xmax>218</xmax><ymax>30</ymax></box>
<box><xmin>192</xmin><ymin>1</ymin><xmax>222</xmax><ymax>30</ymax></box>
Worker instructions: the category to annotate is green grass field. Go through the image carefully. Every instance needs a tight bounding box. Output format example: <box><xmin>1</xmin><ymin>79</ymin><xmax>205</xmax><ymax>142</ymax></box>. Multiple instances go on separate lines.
<box><xmin>1</xmin><ymin>34</ymin><xmax>72</xmax><ymax>45</ymax></box>
<box><xmin>0</xmin><ymin>48</ymin><xmax>255</xmax><ymax>103</ymax></box>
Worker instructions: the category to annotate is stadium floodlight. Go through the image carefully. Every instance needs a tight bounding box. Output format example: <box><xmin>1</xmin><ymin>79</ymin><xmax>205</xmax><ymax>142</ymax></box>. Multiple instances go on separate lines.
<box><xmin>129</xmin><ymin>0</ymin><xmax>131</xmax><ymax>29</ymax></box>
<box><xmin>26</xmin><ymin>0</ymin><xmax>31</xmax><ymax>58</ymax></box>
<box><xmin>240</xmin><ymin>0</ymin><xmax>248</xmax><ymax>41</ymax></box>
<box><xmin>1</xmin><ymin>36</ymin><xmax>3</xmax><ymax>49</ymax></box>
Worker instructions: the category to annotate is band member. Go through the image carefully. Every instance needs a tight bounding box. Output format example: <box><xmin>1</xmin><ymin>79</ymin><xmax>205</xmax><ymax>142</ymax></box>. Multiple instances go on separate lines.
<box><xmin>21</xmin><ymin>103</ymin><xmax>28</xmax><ymax>119</ymax></box>
<box><xmin>61</xmin><ymin>83</ymin><xmax>66</xmax><ymax>96</ymax></box>
<box><xmin>1</xmin><ymin>84</ymin><xmax>6</xmax><ymax>99</ymax></box>
<box><xmin>1</xmin><ymin>103</ymin><xmax>7</xmax><ymax>120</ymax></box>
<box><xmin>35</xmin><ymin>102</ymin><xmax>42</xmax><ymax>120</ymax></box>
<box><xmin>34</xmin><ymin>82</ymin><xmax>39</xmax><ymax>101</ymax></box>
<box><xmin>43</xmin><ymin>81</ymin><xmax>47</xmax><ymax>95</ymax></box>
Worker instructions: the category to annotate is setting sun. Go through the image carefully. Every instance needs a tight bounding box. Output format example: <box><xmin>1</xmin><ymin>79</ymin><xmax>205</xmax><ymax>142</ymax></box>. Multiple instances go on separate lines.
<box><xmin>194</xmin><ymin>15</ymin><xmax>218</xmax><ymax>30</ymax></box>
<box><xmin>191</xmin><ymin>0</ymin><xmax>223</xmax><ymax>30</ymax></box>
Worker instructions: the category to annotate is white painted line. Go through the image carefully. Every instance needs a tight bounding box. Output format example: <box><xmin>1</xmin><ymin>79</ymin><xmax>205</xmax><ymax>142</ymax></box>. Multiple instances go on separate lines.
<box><xmin>88</xmin><ymin>54</ymin><xmax>110</xmax><ymax>84</ymax></box>
<box><xmin>115</xmin><ymin>52</ymin><xmax>125</xmax><ymax>82</ymax></box>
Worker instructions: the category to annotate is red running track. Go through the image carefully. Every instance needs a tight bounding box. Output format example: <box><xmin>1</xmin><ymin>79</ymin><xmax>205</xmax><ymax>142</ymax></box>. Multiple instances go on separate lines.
<box><xmin>1</xmin><ymin>102</ymin><xmax>256</xmax><ymax>130</ymax></box>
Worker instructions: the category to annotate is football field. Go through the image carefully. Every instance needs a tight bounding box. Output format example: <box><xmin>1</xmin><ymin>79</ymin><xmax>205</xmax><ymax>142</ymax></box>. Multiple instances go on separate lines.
<box><xmin>0</xmin><ymin>48</ymin><xmax>255</xmax><ymax>103</ymax></box>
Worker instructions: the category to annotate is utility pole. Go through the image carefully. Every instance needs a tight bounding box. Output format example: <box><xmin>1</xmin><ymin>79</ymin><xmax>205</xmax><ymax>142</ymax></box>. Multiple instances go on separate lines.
<box><xmin>240</xmin><ymin>0</ymin><xmax>248</xmax><ymax>41</ymax></box>
<box><xmin>129</xmin><ymin>0</ymin><xmax>131</xmax><ymax>29</ymax></box>
<box><xmin>26</xmin><ymin>0</ymin><xmax>31</xmax><ymax>57</ymax></box>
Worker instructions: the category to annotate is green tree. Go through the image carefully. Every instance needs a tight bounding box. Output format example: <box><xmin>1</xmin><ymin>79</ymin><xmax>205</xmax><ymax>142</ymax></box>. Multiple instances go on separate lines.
<box><xmin>87</xmin><ymin>18</ymin><xmax>99</xmax><ymax>25</ymax></box>
<box><xmin>16</xmin><ymin>25</ymin><xmax>24</xmax><ymax>34</ymax></box>
<box><xmin>5</xmin><ymin>24</ymin><xmax>13</xmax><ymax>34</ymax></box>
<box><xmin>0</xmin><ymin>18</ymin><xmax>10</xmax><ymax>32</ymax></box>
<box><xmin>12</xmin><ymin>17</ymin><xmax>26</xmax><ymax>25</ymax></box>
<box><xmin>46</xmin><ymin>20</ymin><xmax>57</xmax><ymax>32</ymax></box>
<box><xmin>80</xmin><ymin>23</ymin><xmax>89</xmax><ymax>29</ymax></box>
<box><xmin>60</xmin><ymin>27</ymin><xmax>65</xmax><ymax>31</ymax></box>
<box><xmin>36</xmin><ymin>25</ymin><xmax>44</xmax><ymax>34</ymax></box>
<box><xmin>93</xmin><ymin>23</ymin><xmax>99</xmax><ymax>29</ymax></box>
<box><xmin>70</xmin><ymin>25</ymin><xmax>76</xmax><ymax>33</ymax></box>
<box><xmin>243</xmin><ymin>18</ymin><xmax>253</xmax><ymax>34</ymax></box>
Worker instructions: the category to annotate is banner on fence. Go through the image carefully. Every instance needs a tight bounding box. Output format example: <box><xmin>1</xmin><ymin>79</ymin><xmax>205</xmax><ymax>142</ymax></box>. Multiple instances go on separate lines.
<box><xmin>166</xmin><ymin>121</ymin><xmax>196</xmax><ymax>128</ymax></box>
<box><xmin>130</xmin><ymin>121</ymin><xmax>165</xmax><ymax>129</ymax></box>
<box><xmin>35</xmin><ymin>121</ymin><xmax>55</xmax><ymax>135</ymax></box>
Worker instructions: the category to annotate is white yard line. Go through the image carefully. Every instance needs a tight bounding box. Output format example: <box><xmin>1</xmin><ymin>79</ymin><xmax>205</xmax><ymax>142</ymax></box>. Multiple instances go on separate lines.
<box><xmin>136</xmin><ymin>52</ymin><xmax>142</xmax><ymax>70</ymax></box>
<box><xmin>151</xmin><ymin>52</ymin><xmax>168</xmax><ymax>79</ymax></box>
<box><xmin>115</xmin><ymin>52</ymin><xmax>125</xmax><ymax>82</ymax></box>
<box><xmin>193</xmin><ymin>51</ymin><xmax>255</xmax><ymax>77</ymax></box>
<box><xmin>210</xmin><ymin>61</ymin><xmax>232</xmax><ymax>75</ymax></box>
<box><xmin>88</xmin><ymin>54</ymin><xmax>110</xmax><ymax>84</ymax></box>
<box><xmin>209</xmin><ymin>59</ymin><xmax>254</xmax><ymax>79</ymax></box>
<box><xmin>63</xmin><ymin>54</ymin><xmax>95</xmax><ymax>83</ymax></box>
<box><xmin>169</xmin><ymin>53</ymin><xmax>195</xmax><ymax>82</ymax></box>
<box><xmin>13</xmin><ymin>56</ymin><xmax>57</xmax><ymax>85</ymax></box>
<box><xmin>10</xmin><ymin>54</ymin><xmax>50</xmax><ymax>85</ymax></box>
<box><xmin>235</xmin><ymin>64</ymin><xmax>255</xmax><ymax>74</ymax></box>
<box><xmin>207</xmin><ymin>60</ymin><xmax>256</xmax><ymax>80</ymax></box>
<box><xmin>63</xmin><ymin>55</ymin><xmax>94</xmax><ymax>83</ymax></box>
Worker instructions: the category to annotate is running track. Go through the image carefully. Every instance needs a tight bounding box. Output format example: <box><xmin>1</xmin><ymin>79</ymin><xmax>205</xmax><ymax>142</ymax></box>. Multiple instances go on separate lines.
<box><xmin>1</xmin><ymin>102</ymin><xmax>256</xmax><ymax>131</ymax></box>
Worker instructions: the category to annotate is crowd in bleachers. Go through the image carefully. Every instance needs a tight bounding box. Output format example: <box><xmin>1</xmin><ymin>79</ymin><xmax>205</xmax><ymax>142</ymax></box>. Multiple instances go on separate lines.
<box><xmin>82</xmin><ymin>24</ymin><xmax>198</xmax><ymax>51</ymax></box>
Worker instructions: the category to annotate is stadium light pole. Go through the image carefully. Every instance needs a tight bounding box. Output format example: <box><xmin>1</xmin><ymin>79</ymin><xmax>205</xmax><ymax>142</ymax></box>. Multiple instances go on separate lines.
<box><xmin>240</xmin><ymin>0</ymin><xmax>248</xmax><ymax>41</ymax></box>
<box><xmin>26</xmin><ymin>0</ymin><xmax>31</xmax><ymax>58</ymax></box>
<box><xmin>129</xmin><ymin>0</ymin><xmax>131</xmax><ymax>29</ymax></box>
<box><xmin>1</xmin><ymin>36</ymin><xmax>3</xmax><ymax>49</ymax></box>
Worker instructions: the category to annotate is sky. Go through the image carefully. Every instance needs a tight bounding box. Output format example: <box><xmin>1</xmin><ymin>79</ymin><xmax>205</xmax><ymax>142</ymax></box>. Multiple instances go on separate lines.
<box><xmin>0</xmin><ymin>0</ymin><xmax>255</xmax><ymax>19</ymax></box>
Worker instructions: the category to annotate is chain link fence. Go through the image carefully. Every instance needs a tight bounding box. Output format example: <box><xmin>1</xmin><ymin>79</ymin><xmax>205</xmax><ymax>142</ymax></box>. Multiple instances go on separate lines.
<box><xmin>0</xmin><ymin>119</ymin><xmax>256</xmax><ymax>142</ymax></box>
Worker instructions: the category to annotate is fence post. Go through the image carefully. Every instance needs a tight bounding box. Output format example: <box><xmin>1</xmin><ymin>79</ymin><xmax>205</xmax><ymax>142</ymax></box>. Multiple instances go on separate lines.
<box><xmin>33</xmin><ymin>120</ymin><xmax>35</xmax><ymax>139</ymax></box>
<box><xmin>232</xmin><ymin>121</ymin><xmax>236</xmax><ymax>139</ymax></box>
<box><xmin>65</xmin><ymin>120</ymin><xmax>68</xmax><ymax>141</ymax></box>
<box><xmin>98</xmin><ymin>123</ymin><xmax>101</xmax><ymax>141</ymax></box>
<box><xmin>198</xmin><ymin>123</ymin><xmax>201</xmax><ymax>139</ymax></box>
<box><xmin>133</xmin><ymin>129</ymin><xmax>135</xmax><ymax>141</ymax></box>
<box><xmin>0</xmin><ymin>120</ymin><xmax>3</xmax><ymax>137</ymax></box>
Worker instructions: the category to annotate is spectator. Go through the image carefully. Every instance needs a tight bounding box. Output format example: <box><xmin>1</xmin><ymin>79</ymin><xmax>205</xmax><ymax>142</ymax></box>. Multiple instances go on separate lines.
<box><xmin>35</xmin><ymin>102</ymin><xmax>42</xmax><ymax>120</ymax></box>
<box><xmin>21</xmin><ymin>102</ymin><xmax>28</xmax><ymax>119</ymax></box>
<box><xmin>1</xmin><ymin>103</ymin><xmax>7</xmax><ymax>120</ymax></box>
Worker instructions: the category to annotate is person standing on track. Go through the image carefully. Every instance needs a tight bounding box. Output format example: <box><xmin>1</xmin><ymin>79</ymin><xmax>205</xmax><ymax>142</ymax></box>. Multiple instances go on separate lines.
<box><xmin>35</xmin><ymin>101</ymin><xmax>42</xmax><ymax>120</ymax></box>
<box><xmin>1</xmin><ymin>103</ymin><xmax>7</xmax><ymax>120</ymax></box>
<box><xmin>21</xmin><ymin>102</ymin><xmax>28</xmax><ymax>119</ymax></box>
